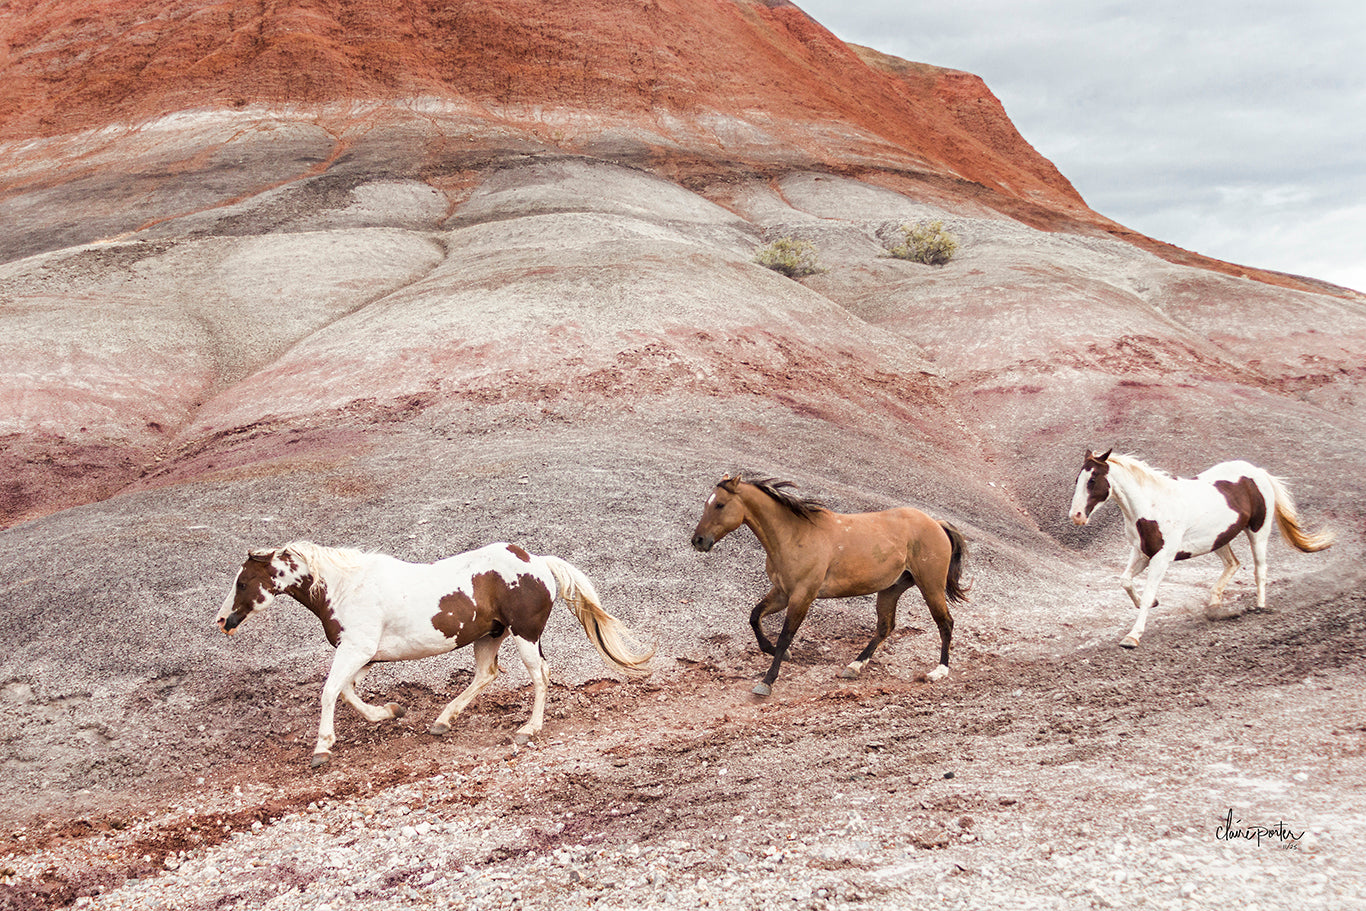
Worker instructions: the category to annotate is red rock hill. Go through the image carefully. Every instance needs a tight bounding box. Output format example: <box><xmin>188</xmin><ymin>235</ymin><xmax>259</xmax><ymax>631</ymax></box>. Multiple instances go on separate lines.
<box><xmin>0</xmin><ymin>0</ymin><xmax>1070</xmax><ymax>204</ymax></box>
<box><xmin>2</xmin><ymin>0</ymin><xmax>1342</xmax><ymax>295</ymax></box>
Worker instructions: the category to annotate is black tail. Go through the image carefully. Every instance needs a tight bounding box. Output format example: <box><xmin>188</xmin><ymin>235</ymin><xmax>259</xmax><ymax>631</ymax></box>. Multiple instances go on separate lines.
<box><xmin>940</xmin><ymin>521</ymin><xmax>970</xmax><ymax>603</ymax></box>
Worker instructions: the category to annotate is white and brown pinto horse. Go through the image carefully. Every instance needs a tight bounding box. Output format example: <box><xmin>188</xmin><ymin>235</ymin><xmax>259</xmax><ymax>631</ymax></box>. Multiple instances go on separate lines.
<box><xmin>216</xmin><ymin>541</ymin><xmax>653</xmax><ymax>766</ymax></box>
<box><xmin>691</xmin><ymin>476</ymin><xmax>969</xmax><ymax>696</ymax></box>
<box><xmin>1070</xmin><ymin>450</ymin><xmax>1333</xmax><ymax>648</ymax></box>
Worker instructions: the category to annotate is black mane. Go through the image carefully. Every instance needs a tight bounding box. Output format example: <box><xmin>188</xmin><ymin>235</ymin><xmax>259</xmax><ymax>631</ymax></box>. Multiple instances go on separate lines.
<box><xmin>747</xmin><ymin>477</ymin><xmax>828</xmax><ymax>521</ymax></box>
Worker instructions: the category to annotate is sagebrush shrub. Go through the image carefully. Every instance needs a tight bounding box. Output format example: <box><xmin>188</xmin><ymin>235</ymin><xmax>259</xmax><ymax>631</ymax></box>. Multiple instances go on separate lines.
<box><xmin>754</xmin><ymin>237</ymin><xmax>825</xmax><ymax>279</ymax></box>
<box><xmin>890</xmin><ymin>220</ymin><xmax>959</xmax><ymax>265</ymax></box>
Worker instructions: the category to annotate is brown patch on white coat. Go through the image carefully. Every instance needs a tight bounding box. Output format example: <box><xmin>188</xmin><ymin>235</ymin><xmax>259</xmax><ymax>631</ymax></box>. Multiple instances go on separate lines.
<box><xmin>215</xmin><ymin>542</ymin><xmax>652</xmax><ymax>767</ymax></box>
<box><xmin>430</xmin><ymin>569</ymin><xmax>554</xmax><ymax>648</ymax></box>
<box><xmin>1068</xmin><ymin>450</ymin><xmax>1333</xmax><ymax>649</ymax></box>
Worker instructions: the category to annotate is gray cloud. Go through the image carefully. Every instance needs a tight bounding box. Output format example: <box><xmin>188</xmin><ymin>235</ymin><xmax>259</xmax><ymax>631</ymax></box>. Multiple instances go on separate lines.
<box><xmin>798</xmin><ymin>0</ymin><xmax>1365</xmax><ymax>290</ymax></box>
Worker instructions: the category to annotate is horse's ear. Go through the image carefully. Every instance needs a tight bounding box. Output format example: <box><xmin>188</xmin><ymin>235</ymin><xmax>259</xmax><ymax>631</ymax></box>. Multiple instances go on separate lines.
<box><xmin>248</xmin><ymin>549</ymin><xmax>274</xmax><ymax>563</ymax></box>
<box><xmin>719</xmin><ymin>475</ymin><xmax>740</xmax><ymax>493</ymax></box>
<box><xmin>1097</xmin><ymin>448</ymin><xmax>1113</xmax><ymax>462</ymax></box>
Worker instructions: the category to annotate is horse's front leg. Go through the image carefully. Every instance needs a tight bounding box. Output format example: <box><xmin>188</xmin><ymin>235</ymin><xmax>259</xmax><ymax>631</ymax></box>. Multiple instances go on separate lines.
<box><xmin>313</xmin><ymin>641</ymin><xmax>378</xmax><ymax>767</ymax></box>
<box><xmin>1122</xmin><ymin>551</ymin><xmax>1172</xmax><ymax>649</ymax></box>
<box><xmin>340</xmin><ymin>663</ymin><xmax>407</xmax><ymax>723</ymax></box>
<box><xmin>753</xmin><ymin>593</ymin><xmax>813</xmax><ymax>697</ymax></box>
<box><xmin>1119</xmin><ymin>547</ymin><xmax>1150</xmax><ymax>609</ymax></box>
<box><xmin>749</xmin><ymin>586</ymin><xmax>788</xmax><ymax>655</ymax></box>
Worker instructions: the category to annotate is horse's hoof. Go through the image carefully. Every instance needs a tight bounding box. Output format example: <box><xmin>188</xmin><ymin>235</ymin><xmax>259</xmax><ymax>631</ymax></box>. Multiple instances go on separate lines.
<box><xmin>1119</xmin><ymin>636</ymin><xmax>1140</xmax><ymax>649</ymax></box>
<box><xmin>385</xmin><ymin>702</ymin><xmax>406</xmax><ymax>719</ymax></box>
<box><xmin>927</xmin><ymin>664</ymin><xmax>950</xmax><ymax>682</ymax></box>
<box><xmin>310</xmin><ymin>751</ymin><xmax>331</xmax><ymax>769</ymax></box>
<box><xmin>513</xmin><ymin>732</ymin><xmax>531</xmax><ymax>746</ymax></box>
<box><xmin>751</xmin><ymin>683</ymin><xmax>772</xmax><ymax>697</ymax></box>
<box><xmin>839</xmin><ymin>667</ymin><xmax>860</xmax><ymax>679</ymax></box>
<box><xmin>427</xmin><ymin>723</ymin><xmax>450</xmax><ymax>736</ymax></box>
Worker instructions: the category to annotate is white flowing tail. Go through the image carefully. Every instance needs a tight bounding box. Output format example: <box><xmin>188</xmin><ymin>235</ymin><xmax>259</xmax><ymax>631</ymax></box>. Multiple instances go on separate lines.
<box><xmin>543</xmin><ymin>556</ymin><xmax>655</xmax><ymax>676</ymax></box>
<box><xmin>1267</xmin><ymin>475</ymin><xmax>1335</xmax><ymax>552</ymax></box>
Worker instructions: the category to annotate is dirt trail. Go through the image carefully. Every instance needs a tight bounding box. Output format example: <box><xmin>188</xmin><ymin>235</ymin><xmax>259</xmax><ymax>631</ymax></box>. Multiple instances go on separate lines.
<box><xmin>3</xmin><ymin>577</ymin><xmax>1364</xmax><ymax>909</ymax></box>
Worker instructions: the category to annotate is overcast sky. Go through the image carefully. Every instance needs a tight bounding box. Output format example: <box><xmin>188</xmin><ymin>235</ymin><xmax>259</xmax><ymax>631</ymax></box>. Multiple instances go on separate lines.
<box><xmin>797</xmin><ymin>1</ymin><xmax>1365</xmax><ymax>292</ymax></box>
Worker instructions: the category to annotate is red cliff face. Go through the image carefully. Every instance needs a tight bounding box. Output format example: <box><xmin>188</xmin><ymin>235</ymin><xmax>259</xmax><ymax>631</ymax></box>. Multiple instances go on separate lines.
<box><xmin>1</xmin><ymin>0</ymin><xmax>1338</xmax><ymax>295</ymax></box>
<box><xmin>0</xmin><ymin>0</ymin><xmax>1085</xmax><ymax>213</ymax></box>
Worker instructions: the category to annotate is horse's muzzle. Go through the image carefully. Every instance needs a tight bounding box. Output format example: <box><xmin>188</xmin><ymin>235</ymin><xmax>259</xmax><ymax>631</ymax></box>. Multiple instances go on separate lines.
<box><xmin>1070</xmin><ymin>512</ymin><xmax>1088</xmax><ymax>526</ymax></box>
<box><xmin>219</xmin><ymin>612</ymin><xmax>245</xmax><ymax>635</ymax></box>
<box><xmin>691</xmin><ymin>534</ymin><xmax>714</xmax><ymax>553</ymax></box>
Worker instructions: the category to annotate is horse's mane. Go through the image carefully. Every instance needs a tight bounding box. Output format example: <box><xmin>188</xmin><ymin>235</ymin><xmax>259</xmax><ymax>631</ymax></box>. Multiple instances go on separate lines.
<box><xmin>1105</xmin><ymin>454</ymin><xmax>1174</xmax><ymax>489</ymax></box>
<box><xmin>277</xmin><ymin>540</ymin><xmax>367</xmax><ymax>572</ymax></box>
<box><xmin>270</xmin><ymin>541</ymin><xmax>370</xmax><ymax>599</ymax></box>
<box><xmin>745</xmin><ymin>477</ymin><xmax>828</xmax><ymax>521</ymax></box>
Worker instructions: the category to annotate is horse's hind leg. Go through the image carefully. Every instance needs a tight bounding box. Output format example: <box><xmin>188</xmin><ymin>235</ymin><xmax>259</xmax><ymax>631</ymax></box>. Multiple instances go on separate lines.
<box><xmin>510</xmin><ymin>636</ymin><xmax>551</xmax><ymax>746</ymax></box>
<box><xmin>1249</xmin><ymin>527</ymin><xmax>1271</xmax><ymax>609</ymax></box>
<box><xmin>340</xmin><ymin>664</ymin><xmax>406</xmax><ymax>723</ymax></box>
<box><xmin>840</xmin><ymin>574</ymin><xmax>913</xmax><ymax>680</ymax></box>
<box><xmin>920</xmin><ymin>583</ymin><xmax>955</xmax><ymax>682</ymax></box>
<box><xmin>428</xmin><ymin>633</ymin><xmax>505</xmax><ymax>736</ymax></box>
<box><xmin>1207</xmin><ymin>545</ymin><xmax>1240</xmax><ymax>610</ymax></box>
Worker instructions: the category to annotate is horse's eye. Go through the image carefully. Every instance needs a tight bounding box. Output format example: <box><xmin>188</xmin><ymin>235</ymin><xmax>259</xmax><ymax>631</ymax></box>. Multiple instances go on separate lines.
<box><xmin>235</xmin><ymin>581</ymin><xmax>245</xmax><ymax>591</ymax></box>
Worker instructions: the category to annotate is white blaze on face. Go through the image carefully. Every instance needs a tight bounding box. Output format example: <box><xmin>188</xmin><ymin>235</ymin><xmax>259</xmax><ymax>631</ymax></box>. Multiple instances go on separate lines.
<box><xmin>216</xmin><ymin>573</ymin><xmax>241</xmax><ymax>627</ymax></box>
<box><xmin>1069</xmin><ymin>468</ymin><xmax>1092</xmax><ymax>525</ymax></box>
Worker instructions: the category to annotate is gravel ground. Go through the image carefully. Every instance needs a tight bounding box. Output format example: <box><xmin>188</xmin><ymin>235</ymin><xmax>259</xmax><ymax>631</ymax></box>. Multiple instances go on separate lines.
<box><xmin>5</xmin><ymin>578</ymin><xmax>1364</xmax><ymax>911</ymax></box>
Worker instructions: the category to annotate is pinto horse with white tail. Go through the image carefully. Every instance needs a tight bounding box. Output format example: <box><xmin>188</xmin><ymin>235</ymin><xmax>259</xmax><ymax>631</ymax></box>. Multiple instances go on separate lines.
<box><xmin>691</xmin><ymin>475</ymin><xmax>969</xmax><ymax>696</ymax></box>
<box><xmin>216</xmin><ymin>541</ymin><xmax>653</xmax><ymax>767</ymax></box>
<box><xmin>1070</xmin><ymin>449</ymin><xmax>1334</xmax><ymax>649</ymax></box>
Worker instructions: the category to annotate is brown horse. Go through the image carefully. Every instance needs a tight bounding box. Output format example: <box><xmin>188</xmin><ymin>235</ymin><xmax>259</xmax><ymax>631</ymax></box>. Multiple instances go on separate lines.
<box><xmin>691</xmin><ymin>475</ymin><xmax>969</xmax><ymax>695</ymax></box>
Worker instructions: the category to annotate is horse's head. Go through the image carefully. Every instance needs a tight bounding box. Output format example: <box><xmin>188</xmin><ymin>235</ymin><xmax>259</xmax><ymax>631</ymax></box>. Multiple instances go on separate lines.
<box><xmin>691</xmin><ymin>476</ymin><xmax>747</xmax><ymax>553</ymax></box>
<box><xmin>216</xmin><ymin>547</ymin><xmax>309</xmax><ymax>635</ymax></box>
<box><xmin>1069</xmin><ymin>448</ymin><xmax>1113</xmax><ymax>525</ymax></box>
